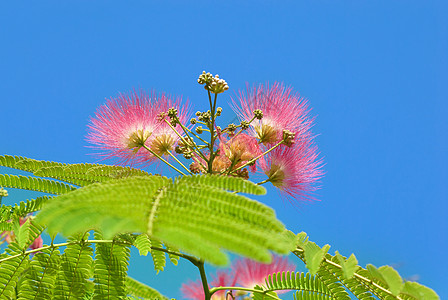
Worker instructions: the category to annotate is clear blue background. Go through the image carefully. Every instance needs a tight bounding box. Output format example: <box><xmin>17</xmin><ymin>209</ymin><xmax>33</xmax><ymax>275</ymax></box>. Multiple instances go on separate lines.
<box><xmin>0</xmin><ymin>1</ymin><xmax>446</xmax><ymax>298</ymax></box>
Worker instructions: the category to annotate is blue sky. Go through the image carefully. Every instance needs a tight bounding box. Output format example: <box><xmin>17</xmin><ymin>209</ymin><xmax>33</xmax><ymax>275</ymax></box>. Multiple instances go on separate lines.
<box><xmin>1</xmin><ymin>1</ymin><xmax>447</xmax><ymax>298</ymax></box>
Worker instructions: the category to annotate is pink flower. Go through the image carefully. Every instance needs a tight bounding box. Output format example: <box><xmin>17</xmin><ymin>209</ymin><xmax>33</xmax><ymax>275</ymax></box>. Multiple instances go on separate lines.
<box><xmin>87</xmin><ymin>90</ymin><xmax>190</xmax><ymax>166</ymax></box>
<box><xmin>232</xmin><ymin>83</ymin><xmax>313</xmax><ymax>145</ymax></box>
<box><xmin>260</xmin><ymin>142</ymin><xmax>323</xmax><ymax>202</ymax></box>
<box><xmin>232</xmin><ymin>255</ymin><xmax>296</xmax><ymax>291</ymax></box>
<box><xmin>181</xmin><ymin>271</ymin><xmax>236</xmax><ymax>300</ymax></box>
<box><xmin>232</xmin><ymin>83</ymin><xmax>323</xmax><ymax>202</ymax></box>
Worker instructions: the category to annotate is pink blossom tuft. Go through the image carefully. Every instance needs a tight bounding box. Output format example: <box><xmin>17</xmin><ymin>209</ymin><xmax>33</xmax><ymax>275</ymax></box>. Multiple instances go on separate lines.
<box><xmin>87</xmin><ymin>90</ymin><xmax>190</xmax><ymax>166</ymax></box>
<box><xmin>232</xmin><ymin>83</ymin><xmax>323</xmax><ymax>202</ymax></box>
<box><xmin>232</xmin><ymin>255</ymin><xmax>296</xmax><ymax>292</ymax></box>
<box><xmin>260</xmin><ymin>142</ymin><xmax>323</xmax><ymax>202</ymax></box>
<box><xmin>232</xmin><ymin>82</ymin><xmax>313</xmax><ymax>145</ymax></box>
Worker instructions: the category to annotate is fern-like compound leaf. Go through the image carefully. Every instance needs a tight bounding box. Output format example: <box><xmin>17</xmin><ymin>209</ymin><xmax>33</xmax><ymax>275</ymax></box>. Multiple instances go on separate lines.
<box><xmin>149</xmin><ymin>238</ymin><xmax>166</xmax><ymax>274</ymax></box>
<box><xmin>261</xmin><ymin>272</ymin><xmax>332</xmax><ymax>296</ymax></box>
<box><xmin>55</xmin><ymin>233</ymin><xmax>94</xmax><ymax>299</ymax></box>
<box><xmin>134</xmin><ymin>233</ymin><xmax>152</xmax><ymax>256</ymax></box>
<box><xmin>176</xmin><ymin>174</ymin><xmax>266</xmax><ymax>195</ymax></box>
<box><xmin>164</xmin><ymin>243</ymin><xmax>180</xmax><ymax>266</ymax></box>
<box><xmin>0</xmin><ymin>174</ymin><xmax>76</xmax><ymax>195</ymax></box>
<box><xmin>293</xmin><ymin>291</ymin><xmax>332</xmax><ymax>300</ymax></box>
<box><xmin>17</xmin><ymin>247</ymin><xmax>61</xmax><ymax>300</ymax></box>
<box><xmin>37</xmin><ymin>176</ymin><xmax>170</xmax><ymax>237</ymax></box>
<box><xmin>126</xmin><ymin>276</ymin><xmax>167</xmax><ymax>299</ymax></box>
<box><xmin>93</xmin><ymin>232</ymin><xmax>131</xmax><ymax>299</ymax></box>
<box><xmin>0</xmin><ymin>243</ymin><xmax>30</xmax><ymax>298</ymax></box>
<box><xmin>2</xmin><ymin>196</ymin><xmax>52</xmax><ymax>221</ymax></box>
<box><xmin>38</xmin><ymin>175</ymin><xmax>294</xmax><ymax>266</ymax></box>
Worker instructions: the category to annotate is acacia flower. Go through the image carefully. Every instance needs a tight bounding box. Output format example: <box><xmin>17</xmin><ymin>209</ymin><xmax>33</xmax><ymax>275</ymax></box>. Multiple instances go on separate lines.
<box><xmin>87</xmin><ymin>90</ymin><xmax>190</xmax><ymax>166</ymax></box>
<box><xmin>232</xmin><ymin>82</ymin><xmax>313</xmax><ymax>145</ymax></box>
<box><xmin>260</xmin><ymin>141</ymin><xmax>323</xmax><ymax>202</ymax></box>
<box><xmin>181</xmin><ymin>270</ymin><xmax>236</xmax><ymax>300</ymax></box>
<box><xmin>232</xmin><ymin>255</ymin><xmax>296</xmax><ymax>292</ymax></box>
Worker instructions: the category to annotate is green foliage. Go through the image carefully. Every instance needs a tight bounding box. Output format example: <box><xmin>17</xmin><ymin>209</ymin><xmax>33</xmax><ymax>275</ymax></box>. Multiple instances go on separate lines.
<box><xmin>149</xmin><ymin>238</ymin><xmax>166</xmax><ymax>274</ymax></box>
<box><xmin>294</xmin><ymin>291</ymin><xmax>332</xmax><ymax>300</ymax></box>
<box><xmin>0</xmin><ymin>243</ymin><xmax>30</xmax><ymax>298</ymax></box>
<box><xmin>1</xmin><ymin>196</ymin><xmax>51</xmax><ymax>221</ymax></box>
<box><xmin>93</xmin><ymin>231</ymin><xmax>131</xmax><ymax>299</ymax></box>
<box><xmin>297</xmin><ymin>233</ymin><xmax>330</xmax><ymax>276</ymax></box>
<box><xmin>18</xmin><ymin>247</ymin><xmax>61</xmax><ymax>299</ymax></box>
<box><xmin>0</xmin><ymin>155</ymin><xmax>441</xmax><ymax>299</ymax></box>
<box><xmin>0</xmin><ymin>155</ymin><xmax>152</xmax><ymax>187</ymax></box>
<box><xmin>37</xmin><ymin>175</ymin><xmax>294</xmax><ymax>265</ymax></box>
<box><xmin>334</xmin><ymin>251</ymin><xmax>358</xmax><ymax>280</ymax></box>
<box><xmin>294</xmin><ymin>232</ymin><xmax>440</xmax><ymax>300</ymax></box>
<box><xmin>262</xmin><ymin>272</ymin><xmax>332</xmax><ymax>296</ymax></box>
<box><xmin>0</xmin><ymin>174</ymin><xmax>76</xmax><ymax>195</ymax></box>
<box><xmin>55</xmin><ymin>233</ymin><xmax>94</xmax><ymax>299</ymax></box>
<box><xmin>134</xmin><ymin>233</ymin><xmax>152</xmax><ymax>256</ymax></box>
<box><xmin>126</xmin><ymin>277</ymin><xmax>167</xmax><ymax>299</ymax></box>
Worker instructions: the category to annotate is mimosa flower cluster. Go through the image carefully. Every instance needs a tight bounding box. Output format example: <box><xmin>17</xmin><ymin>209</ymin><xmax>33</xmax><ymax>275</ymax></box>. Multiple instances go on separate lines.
<box><xmin>87</xmin><ymin>71</ymin><xmax>322</xmax><ymax>202</ymax></box>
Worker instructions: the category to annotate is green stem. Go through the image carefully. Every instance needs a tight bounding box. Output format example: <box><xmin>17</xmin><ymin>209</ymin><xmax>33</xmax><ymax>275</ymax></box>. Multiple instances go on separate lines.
<box><xmin>169</xmin><ymin>116</ymin><xmax>209</xmax><ymax>162</ymax></box>
<box><xmin>197</xmin><ymin>260</ymin><xmax>211</xmax><ymax>300</ymax></box>
<box><xmin>142</xmin><ymin>144</ymin><xmax>186</xmax><ymax>176</ymax></box>
<box><xmin>209</xmin><ymin>287</ymin><xmax>279</xmax><ymax>299</ymax></box>
<box><xmin>256</xmin><ymin>178</ymin><xmax>270</xmax><ymax>185</ymax></box>
<box><xmin>207</xmin><ymin>92</ymin><xmax>218</xmax><ymax>174</ymax></box>
<box><xmin>167</xmin><ymin>151</ymin><xmax>193</xmax><ymax>175</ymax></box>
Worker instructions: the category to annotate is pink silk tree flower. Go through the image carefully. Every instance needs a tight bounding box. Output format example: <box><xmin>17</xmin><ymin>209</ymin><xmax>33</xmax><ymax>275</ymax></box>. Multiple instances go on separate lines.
<box><xmin>232</xmin><ymin>255</ymin><xmax>296</xmax><ymax>292</ymax></box>
<box><xmin>87</xmin><ymin>90</ymin><xmax>190</xmax><ymax>166</ymax></box>
<box><xmin>181</xmin><ymin>270</ymin><xmax>236</xmax><ymax>300</ymax></box>
<box><xmin>231</xmin><ymin>82</ymin><xmax>313</xmax><ymax>145</ymax></box>
<box><xmin>260</xmin><ymin>141</ymin><xmax>323</xmax><ymax>202</ymax></box>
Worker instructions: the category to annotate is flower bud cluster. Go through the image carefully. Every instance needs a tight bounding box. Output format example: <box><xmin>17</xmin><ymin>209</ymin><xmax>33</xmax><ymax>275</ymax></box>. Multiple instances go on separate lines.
<box><xmin>196</xmin><ymin>110</ymin><xmax>211</xmax><ymax>123</ymax></box>
<box><xmin>253</xmin><ymin>109</ymin><xmax>263</xmax><ymax>120</ymax></box>
<box><xmin>174</xmin><ymin>138</ymin><xmax>195</xmax><ymax>159</ymax></box>
<box><xmin>197</xmin><ymin>71</ymin><xmax>229</xmax><ymax>94</ymax></box>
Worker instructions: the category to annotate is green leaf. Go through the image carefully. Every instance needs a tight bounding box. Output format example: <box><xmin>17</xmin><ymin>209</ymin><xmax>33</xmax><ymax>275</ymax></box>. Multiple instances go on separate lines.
<box><xmin>55</xmin><ymin>233</ymin><xmax>94</xmax><ymax>299</ymax></box>
<box><xmin>38</xmin><ymin>175</ymin><xmax>293</xmax><ymax>266</ymax></box>
<box><xmin>335</xmin><ymin>251</ymin><xmax>358</xmax><ymax>280</ymax></box>
<box><xmin>0</xmin><ymin>243</ymin><xmax>30</xmax><ymax>298</ymax></box>
<box><xmin>378</xmin><ymin>266</ymin><xmax>403</xmax><ymax>296</ymax></box>
<box><xmin>134</xmin><ymin>234</ymin><xmax>151</xmax><ymax>256</ymax></box>
<box><xmin>400</xmin><ymin>281</ymin><xmax>439</xmax><ymax>300</ymax></box>
<box><xmin>17</xmin><ymin>248</ymin><xmax>61</xmax><ymax>300</ymax></box>
<box><xmin>126</xmin><ymin>277</ymin><xmax>167</xmax><ymax>299</ymax></box>
<box><xmin>93</xmin><ymin>232</ymin><xmax>131</xmax><ymax>299</ymax></box>
<box><xmin>15</xmin><ymin>218</ymin><xmax>31</xmax><ymax>249</ymax></box>
<box><xmin>0</xmin><ymin>174</ymin><xmax>76</xmax><ymax>195</ymax></box>
<box><xmin>303</xmin><ymin>242</ymin><xmax>330</xmax><ymax>275</ymax></box>
<box><xmin>150</xmin><ymin>238</ymin><xmax>166</xmax><ymax>274</ymax></box>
